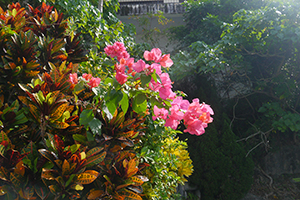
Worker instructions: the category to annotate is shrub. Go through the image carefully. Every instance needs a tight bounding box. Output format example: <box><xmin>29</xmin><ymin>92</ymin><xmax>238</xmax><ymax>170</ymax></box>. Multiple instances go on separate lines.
<box><xmin>0</xmin><ymin>3</ymin><xmax>213</xmax><ymax>200</ymax></box>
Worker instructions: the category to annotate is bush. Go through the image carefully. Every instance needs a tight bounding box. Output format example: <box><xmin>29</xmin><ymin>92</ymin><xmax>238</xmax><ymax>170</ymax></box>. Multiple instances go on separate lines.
<box><xmin>0</xmin><ymin>3</ymin><xmax>213</xmax><ymax>199</ymax></box>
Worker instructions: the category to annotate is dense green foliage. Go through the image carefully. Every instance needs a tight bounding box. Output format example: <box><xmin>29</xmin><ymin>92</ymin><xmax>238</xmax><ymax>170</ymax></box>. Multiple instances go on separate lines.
<box><xmin>174</xmin><ymin>74</ymin><xmax>254</xmax><ymax>200</ymax></box>
<box><xmin>169</xmin><ymin>0</ymin><xmax>300</xmax><ymax>199</ymax></box>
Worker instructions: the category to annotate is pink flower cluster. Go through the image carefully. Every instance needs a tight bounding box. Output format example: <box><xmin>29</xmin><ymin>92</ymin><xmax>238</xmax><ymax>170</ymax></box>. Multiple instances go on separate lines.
<box><xmin>69</xmin><ymin>73</ymin><xmax>101</xmax><ymax>88</ymax></box>
<box><xmin>153</xmin><ymin>97</ymin><xmax>214</xmax><ymax>136</ymax></box>
<box><xmin>104</xmin><ymin>41</ymin><xmax>129</xmax><ymax>61</ymax></box>
<box><xmin>104</xmin><ymin>42</ymin><xmax>214</xmax><ymax>136</ymax></box>
<box><xmin>105</xmin><ymin>42</ymin><xmax>134</xmax><ymax>85</ymax></box>
<box><xmin>105</xmin><ymin>42</ymin><xmax>175</xmax><ymax>101</ymax></box>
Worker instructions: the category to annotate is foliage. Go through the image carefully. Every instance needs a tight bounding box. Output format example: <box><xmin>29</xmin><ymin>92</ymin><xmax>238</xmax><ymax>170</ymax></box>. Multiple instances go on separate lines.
<box><xmin>0</xmin><ymin>2</ymin><xmax>213</xmax><ymax>200</ymax></box>
<box><xmin>169</xmin><ymin>0</ymin><xmax>266</xmax><ymax>49</ymax></box>
<box><xmin>140</xmin><ymin>119</ymin><xmax>193</xmax><ymax>199</ymax></box>
<box><xmin>133</xmin><ymin>11</ymin><xmax>174</xmax><ymax>49</ymax></box>
<box><xmin>171</xmin><ymin>0</ymin><xmax>300</xmax><ymax>143</ymax></box>
<box><xmin>170</xmin><ymin>0</ymin><xmax>300</xmax><ymax>197</ymax></box>
<box><xmin>174</xmin><ymin>74</ymin><xmax>254</xmax><ymax>200</ymax></box>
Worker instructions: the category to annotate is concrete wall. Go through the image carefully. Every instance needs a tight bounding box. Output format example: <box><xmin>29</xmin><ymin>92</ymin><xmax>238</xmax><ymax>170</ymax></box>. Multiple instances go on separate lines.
<box><xmin>118</xmin><ymin>13</ymin><xmax>185</xmax><ymax>52</ymax></box>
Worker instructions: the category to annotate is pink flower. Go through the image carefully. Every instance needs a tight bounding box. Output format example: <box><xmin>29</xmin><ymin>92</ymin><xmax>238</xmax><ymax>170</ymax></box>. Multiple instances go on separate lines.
<box><xmin>82</xmin><ymin>73</ymin><xmax>92</xmax><ymax>81</ymax></box>
<box><xmin>126</xmin><ymin>58</ymin><xmax>135</xmax><ymax>73</ymax></box>
<box><xmin>69</xmin><ymin>73</ymin><xmax>78</xmax><ymax>84</ymax></box>
<box><xmin>152</xmin><ymin>105</ymin><xmax>168</xmax><ymax>121</ymax></box>
<box><xmin>87</xmin><ymin>77</ymin><xmax>101</xmax><ymax>88</ymax></box>
<box><xmin>200</xmin><ymin>103</ymin><xmax>214</xmax><ymax>115</ymax></box>
<box><xmin>149</xmin><ymin>78</ymin><xmax>161</xmax><ymax>91</ymax></box>
<box><xmin>182</xmin><ymin>99</ymin><xmax>214</xmax><ymax>135</ymax></box>
<box><xmin>115</xmin><ymin>62</ymin><xmax>126</xmax><ymax>73</ymax></box>
<box><xmin>172</xmin><ymin>96</ymin><xmax>190</xmax><ymax>110</ymax></box>
<box><xmin>183</xmin><ymin>119</ymin><xmax>206</xmax><ymax>136</ymax></box>
<box><xmin>116</xmin><ymin>71</ymin><xmax>128</xmax><ymax>85</ymax></box>
<box><xmin>159</xmin><ymin>54</ymin><xmax>173</xmax><ymax>68</ymax></box>
<box><xmin>151</xmin><ymin>63</ymin><xmax>162</xmax><ymax>75</ymax></box>
<box><xmin>144</xmin><ymin>48</ymin><xmax>162</xmax><ymax>62</ymax></box>
<box><xmin>159</xmin><ymin>87</ymin><xmax>174</xmax><ymax>100</ymax></box>
<box><xmin>132</xmin><ymin>59</ymin><xmax>146</xmax><ymax>73</ymax></box>
<box><xmin>117</xmin><ymin>50</ymin><xmax>130</xmax><ymax>61</ymax></box>
<box><xmin>104</xmin><ymin>42</ymin><xmax>129</xmax><ymax>61</ymax></box>
<box><xmin>165</xmin><ymin>105</ymin><xmax>184</xmax><ymax>129</ymax></box>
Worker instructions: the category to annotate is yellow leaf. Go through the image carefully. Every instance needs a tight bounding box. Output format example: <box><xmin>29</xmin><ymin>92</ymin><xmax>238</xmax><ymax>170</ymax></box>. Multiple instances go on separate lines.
<box><xmin>50</xmin><ymin>103</ymin><xmax>68</xmax><ymax>121</ymax></box>
<box><xmin>76</xmin><ymin>170</ymin><xmax>99</xmax><ymax>185</ymax></box>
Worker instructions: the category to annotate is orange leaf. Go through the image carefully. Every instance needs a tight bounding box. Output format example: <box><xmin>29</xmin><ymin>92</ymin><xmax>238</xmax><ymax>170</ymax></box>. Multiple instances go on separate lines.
<box><xmin>14</xmin><ymin>161</ymin><xmax>25</xmax><ymax>176</ymax></box>
<box><xmin>127</xmin><ymin>176</ymin><xmax>144</xmax><ymax>186</ymax></box>
<box><xmin>124</xmin><ymin>159</ymin><xmax>138</xmax><ymax>178</ymax></box>
<box><xmin>41</xmin><ymin>169</ymin><xmax>56</xmax><ymax>180</ymax></box>
<box><xmin>87</xmin><ymin>190</ymin><xmax>104</xmax><ymax>200</ymax></box>
<box><xmin>0</xmin><ymin>167</ymin><xmax>9</xmax><ymax>181</ymax></box>
<box><xmin>62</xmin><ymin>159</ymin><xmax>70</xmax><ymax>176</ymax></box>
<box><xmin>49</xmin><ymin>121</ymin><xmax>69</xmax><ymax>129</ymax></box>
<box><xmin>118</xmin><ymin>189</ymin><xmax>142</xmax><ymax>200</ymax></box>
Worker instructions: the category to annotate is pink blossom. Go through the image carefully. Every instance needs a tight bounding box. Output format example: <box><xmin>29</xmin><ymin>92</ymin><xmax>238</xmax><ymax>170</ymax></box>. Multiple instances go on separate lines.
<box><xmin>132</xmin><ymin>59</ymin><xmax>146</xmax><ymax>73</ymax></box>
<box><xmin>172</xmin><ymin>96</ymin><xmax>190</xmax><ymax>110</ymax></box>
<box><xmin>182</xmin><ymin>99</ymin><xmax>214</xmax><ymax>135</ymax></box>
<box><xmin>82</xmin><ymin>73</ymin><xmax>92</xmax><ymax>81</ymax></box>
<box><xmin>116</xmin><ymin>71</ymin><xmax>128</xmax><ymax>85</ymax></box>
<box><xmin>144</xmin><ymin>48</ymin><xmax>162</xmax><ymax>62</ymax></box>
<box><xmin>152</xmin><ymin>105</ymin><xmax>168</xmax><ymax>121</ymax></box>
<box><xmin>165</xmin><ymin>105</ymin><xmax>184</xmax><ymax>129</ymax></box>
<box><xmin>159</xmin><ymin>87</ymin><xmax>174</xmax><ymax>100</ymax></box>
<box><xmin>69</xmin><ymin>73</ymin><xmax>78</xmax><ymax>84</ymax></box>
<box><xmin>183</xmin><ymin>119</ymin><xmax>206</xmax><ymax>136</ymax></box>
<box><xmin>160</xmin><ymin>73</ymin><xmax>172</xmax><ymax>88</ymax></box>
<box><xmin>115</xmin><ymin>62</ymin><xmax>126</xmax><ymax>73</ymax></box>
<box><xmin>126</xmin><ymin>58</ymin><xmax>135</xmax><ymax>73</ymax></box>
<box><xmin>87</xmin><ymin>77</ymin><xmax>101</xmax><ymax>88</ymax></box>
<box><xmin>159</xmin><ymin>54</ymin><xmax>173</xmax><ymax>68</ymax></box>
<box><xmin>149</xmin><ymin>78</ymin><xmax>161</xmax><ymax>91</ymax></box>
<box><xmin>200</xmin><ymin>103</ymin><xmax>214</xmax><ymax>115</ymax></box>
<box><xmin>151</xmin><ymin>63</ymin><xmax>162</xmax><ymax>75</ymax></box>
<box><xmin>104</xmin><ymin>42</ymin><xmax>128</xmax><ymax>61</ymax></box>
<box><xmin>117</xmin><ymin>50</ymin><xmax>130</xmax><ymax>61</ymax></box>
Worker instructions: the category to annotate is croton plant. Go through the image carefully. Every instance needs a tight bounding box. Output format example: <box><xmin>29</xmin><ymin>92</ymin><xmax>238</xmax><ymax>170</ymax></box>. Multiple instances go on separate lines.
<box><xmin>0</xmin><ymin>2</ymin><xmax>213</xmax><ymax>200</ymax></box>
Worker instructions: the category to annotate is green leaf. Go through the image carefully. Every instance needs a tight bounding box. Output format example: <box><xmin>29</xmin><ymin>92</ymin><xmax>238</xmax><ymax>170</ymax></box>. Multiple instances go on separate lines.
<box><xmin>38</xmin><ymin>149</ymin><xmax>58</xmax><ymax>163</ymax></box>
<box><xmin>86</xmin><ymin>147</ymin><xmax>104</xmax><ymax>158</ymax></box>
<box><xmin>34</xmin><ymin>184</ymin><xmax>49</xmax><ymax>200</ymax></box>
<box><xmin>132</xmin><ymin>93</ymin><xmax>147</xmax><ymax>113</ymax></box>
<box><xmin>84</xmin><ymin>151</ymin><xmax>106</xmax><ymax>168</ymax></box>
<box><xmin>120</xmin><ymin>91</ymin><xmax>129</xmax><ymax>114</ymax></box>
<box><xmin>69</xmin><ymin>144</ymin><xmax>81</xmax><ymax>154</ymax></box>
<box><xmin>79</xmin><ymin>109</ymin><xmax>94</xmax><ymax>127</ymax></box>
<box><xmin>104</xmin><ymin>89</ymin><xmax>123</xmax><ymax>115</ymax></box>
<box><xmin>140</xmin><ymin>74</ymin><xmax>151</xmax><ymax>86</ymax></box>
<box><xmin>66</xmin><ymin>174</ymin><xmax>76</xmax><ymax>187</ymax></box>
<box><xmin>73</xmin><ymin>134</ymin><xmax>87</xmax><ymax>143</ymax></box>
<box><xmin>293</xmin><ymin>178</ymin><xmax>300</xmax><ymax>182</ymax></box>
<box><xmin>88</xmin><ymin>118</ymin><xmax>102</xmax><ymax>135</ymax></box>
<box><xmin>10</xmin><ymin>172</ymin><xmax>22</xmax><ymax>189</ymax></box>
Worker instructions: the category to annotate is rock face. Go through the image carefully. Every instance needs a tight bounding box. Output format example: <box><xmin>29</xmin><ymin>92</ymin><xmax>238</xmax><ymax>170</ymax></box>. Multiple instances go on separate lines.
<box><xmin>264</xmin><ymin>145</ymin><xmax>300</xmax><ymax>175</ymax></box>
